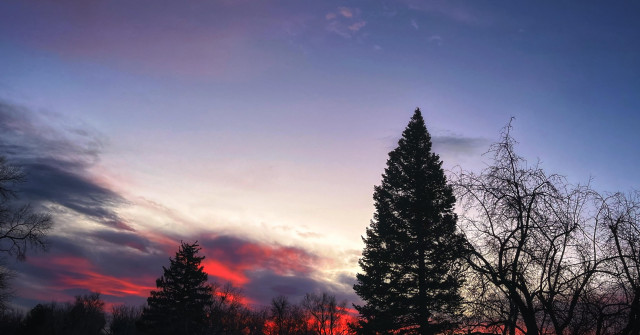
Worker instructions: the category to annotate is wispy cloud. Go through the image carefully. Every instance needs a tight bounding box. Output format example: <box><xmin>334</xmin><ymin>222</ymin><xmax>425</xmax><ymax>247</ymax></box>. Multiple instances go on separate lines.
<box><xmin>432</xmin><ymin>134</ymin><xmax>488</xmax><ymax>156</ymax></box>
<box><xmin>348</xmin><ymin>21</ymin><xmax>366</xmax><ymax>32</ymax></box>
<box><xmin>0</xmin><ymin>101</ymin><xmax>130</xmax><ymax>231</ymax></box>
<box><xmin>402</xmin><ymin>0</ymin><xmax>491</xmax><ymax>26</ymax></box>
<box><xmin>0</xmin><ymin>1</ymin><xmax>288</xmax><ymax>80</ymax></box>
<box><xmin>428</xmin><ymin>35</ymin><xmax>443</xmax><ymax>46</ymax></box>
<box><xmin>325</xmin><ymin>7</ymin><xmax>366</xmax><ymax>39</ymax></box>
<box><xmin>384</xmin><ymin>132</ymin><xmax>487</xmax><ymax>156</ymax></box>
<box><xmin>338</xmin><ymin>7</ymin><xmax>353</xmax><ymax>18</ymax></box>
<box><xmin>411</xmin><ymin>19</ymin><xmax>419</xmax><ymax>30</ymax></box>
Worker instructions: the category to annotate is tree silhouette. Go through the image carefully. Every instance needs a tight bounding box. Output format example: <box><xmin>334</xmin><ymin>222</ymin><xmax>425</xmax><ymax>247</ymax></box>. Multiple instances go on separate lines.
<box><xmin>18</xmin><ymin>293</ymin><xmax>105</xmax><ymax>335</ymax></box>
<box><xmin>65</xmin><ymin>292</ymin><xmax>106</xmax><ymax>335</ymax></box>
<box><xmin>302</xmin><ymin>292</ymin><xmax>348</xmax><ymax>335</ymax></box>
<box><xmin>0</xmin><ymin>155</ymin><xmax>52</xmax><ymax>311</ymax></box>
<box><xmin>268</xmin><ymin>295</ymin><xmax>311</xmax><ymax>335</ymax></box>
<box><xmin>454</xmin><ymin>121</ymin><xmax>604</xmax><ymax>335</ymax></box>
<box><xmin>353</xmin><ymin>108</ymin><xmax>466</xmax><ymax>334</ymax></box>
<box><xmin>138</xmin><ymin>241</ymin><xmax>213</xmax><ymax>335</ymax></box>
<box><xmin>110</xmin><ymin>304</ymin><xmax>142</xmax><ymax>335</ymax></box>
<box><xmin>0</xmin><ymin>156</ymin><xmax>52</xmax><ymax>259</ymax></box>
<box><xmin>206</xmin><ymin>282</ymin><xmax>266</xmax><ymax>335</ymax></box>
<box><xmin>600</xmin><ymin>191</ymin><xmax>640</xmax><ymax>335</ymax></box>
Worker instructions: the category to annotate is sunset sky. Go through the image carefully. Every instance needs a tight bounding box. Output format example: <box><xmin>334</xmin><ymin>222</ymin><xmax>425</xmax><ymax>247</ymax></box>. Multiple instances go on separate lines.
<box><xmin>1</xmin><ymin>1</ymin><xmax>639</xmax><ymax>311</ymax></box>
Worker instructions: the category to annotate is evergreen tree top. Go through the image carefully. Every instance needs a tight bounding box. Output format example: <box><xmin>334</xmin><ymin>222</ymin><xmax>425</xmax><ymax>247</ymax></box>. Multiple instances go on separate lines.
<box><xmin>393</xmin><ymin>108</ymin><xmax>434</xmax><ymax>159</ymax></box>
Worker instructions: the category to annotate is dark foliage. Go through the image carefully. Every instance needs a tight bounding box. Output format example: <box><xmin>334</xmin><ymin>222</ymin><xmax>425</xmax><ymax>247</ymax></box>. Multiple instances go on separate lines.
<box><xmin>353</xmin><ymin>109</ymin><xmax>466</xmax><ymax>334</ymax></box>
<box><xmin>138</xmin><ymin>241</ymin><xmax>213</xmax><ymax>335</ymax></box>
<box><xmin>18</xmin><ymin>293</ymin><xmax>105</xmax><ymax>335</ymax></box>
<box><xmin>0</xmin><ymin>308</ymin><xmax>23</xmax><ymax>334</ymax></box>
<box><xmin>110</xmin><ymin>304</ymin><xmax>142</xmax><ymax>335</ymax></box>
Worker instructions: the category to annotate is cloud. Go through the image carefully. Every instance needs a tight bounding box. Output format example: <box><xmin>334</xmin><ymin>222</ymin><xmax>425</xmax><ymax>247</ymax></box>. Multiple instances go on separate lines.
<box><xmin>325</xmin><ymin>7</ymin><xmax>366</xmax><ymax>39</ymax></box>
<box><xmin>384</xmin><ymin>132</ymin><xmax>487</xmax><ymax>157</ymax></box>
<box><xmin>326</xmin><ymin>21</ymin><xmax>353</xmax><ymax>39</ymax></box>
<box><xmin>338</xmin><ymin>7</ymin><xmax>353</xmax><ymax>18</ymax></box>
<box><xmin>0</xmin><ymin>1</ymin><xmax>289</xmax><ymax>80</ymax></box>
<box><xmin>411</xmin><ymin>19</ymin><xmax>419</xmax><ymax>30</ymax></box>
<box><xmin>402</xmin><ymin>0</ymin><xmax>491</xmax><ymax>26</ymax></box>
<box><xmin>432</xmin><ymin>134</ymin><xmax>488</xmax><ymax>156</ymax></box>
<box><xmin>348</xmin><ymin>21</ymin><xmax>366</xmax><ymax>32</ymax></box>
<box><xmin>90</xmin><ymin>230</ymin><xmax>152</xmax><ymax>252</ymax></box>
<box><xmin>30</xmin><ymin>255</ymin><xmax>156</xmax><ymax>298</ymax></box>
<box><xmin>428</xmin><ymin>35</ymin><xmax>443</xmax><ymax>46</ymax></box>
<box><xmin>9</xmin><ymin>234</ymin><xmax>162</xmax><ymax>308</ymax></box>
<box><xmin>9</xmin><ymin>230</ymin><xmax>349</xmax><ymax>310</ymax></box>
<box><xmin>0</xmin><ymin>101</ymin><xmax>130</xmax><ymax>231</ymax></box>
<box><xmin>198</xmin><ymin>235</ymin><xmax>318</xmax><ymax>284</ymax></box>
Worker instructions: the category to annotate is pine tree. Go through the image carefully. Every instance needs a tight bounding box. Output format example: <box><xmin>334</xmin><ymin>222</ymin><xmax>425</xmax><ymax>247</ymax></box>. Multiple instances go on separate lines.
<box><xmin>353</xmin><ymin>109</ymin><xmax>466</xmax><ymax>335</ymax></box>
<box><xmin>139</xmin><ymin>241</ymin><xmax>213</xmax><ymax>335</ymax></box>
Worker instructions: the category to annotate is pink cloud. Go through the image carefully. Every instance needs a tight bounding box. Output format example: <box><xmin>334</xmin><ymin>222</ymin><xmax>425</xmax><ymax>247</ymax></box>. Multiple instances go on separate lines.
<box><xmin>338</xmin><ymin>7</ymin><xmax>353</xmax><ymax>18</ymax></box>
<box><xmin>0</xmin><ymin>1</ymin><xmax>282</xmax><ymax>80</ymax></box>
<box><xmin>28</xmin><ymin>255</ymin><xmax>157</xmax><ymax>299</ymax></box>
<box><xmin>348</xmin><ymin>21</ymin><xmax>367</xmax><ymax>32</ymax></box>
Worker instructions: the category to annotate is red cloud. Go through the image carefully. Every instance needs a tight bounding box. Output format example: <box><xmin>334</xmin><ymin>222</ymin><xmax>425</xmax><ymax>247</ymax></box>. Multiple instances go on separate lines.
<box><xmin>199</xmin><ymin>237</ymin><xmax>319</xmax><ymax>286</ymax></box>
<box><xmin>29</xmin><ymin>255</ymin><xmax>156</xmax><ymax>298</ymax></box>
<box><xmin>17</xmin><ymin>234</ymin><xmax>333</xmax><ymax>311</ymax></box>
<box><xmin>202</xmin><ymin>259</ymin><xmax>249</xmax><ymax>286</ymax></box>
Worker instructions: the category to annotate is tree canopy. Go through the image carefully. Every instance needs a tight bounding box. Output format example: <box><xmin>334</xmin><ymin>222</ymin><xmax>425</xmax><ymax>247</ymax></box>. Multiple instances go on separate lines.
<box><xmin>353</xmin><ymin>108</ymin><xmax>466</xmax><ymax>334</ymax></box>
<box><xmin>139</xmin><ymin>241</ymin><xmax>213</xmax><ymax>335</ymax></box>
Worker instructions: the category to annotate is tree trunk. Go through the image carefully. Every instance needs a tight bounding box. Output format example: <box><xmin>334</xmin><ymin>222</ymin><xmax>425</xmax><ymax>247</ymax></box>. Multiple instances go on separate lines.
<box><xmin>418</xmin><ymin>247</ymin><xmax>430</xmax><ymax>335</ymax></box>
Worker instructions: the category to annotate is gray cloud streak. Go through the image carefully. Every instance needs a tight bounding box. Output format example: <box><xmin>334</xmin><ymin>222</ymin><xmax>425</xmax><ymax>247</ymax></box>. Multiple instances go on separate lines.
<box><xmin>0</xmin><ymin>101</ymin><xmax>131</xmax><ymax>230</ymax></box>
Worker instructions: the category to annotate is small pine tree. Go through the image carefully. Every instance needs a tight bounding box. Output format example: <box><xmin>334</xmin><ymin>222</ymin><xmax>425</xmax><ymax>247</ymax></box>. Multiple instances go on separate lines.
<box><xmin>353</xmin><ymin>109</ymin><xmax>466</xmax><ymax>335</ymax></box>
<box><xmin>139</xmin><ymin>241</ymin><xmax>213</xmax><ymax>335</ymax></box>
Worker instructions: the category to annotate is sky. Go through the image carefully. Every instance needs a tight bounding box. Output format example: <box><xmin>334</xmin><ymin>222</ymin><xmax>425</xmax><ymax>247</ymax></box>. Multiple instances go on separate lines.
<box><xmin>0</xmin><ymin>0</ymin><xmax>639</xmax><ymax>311</ymax></box>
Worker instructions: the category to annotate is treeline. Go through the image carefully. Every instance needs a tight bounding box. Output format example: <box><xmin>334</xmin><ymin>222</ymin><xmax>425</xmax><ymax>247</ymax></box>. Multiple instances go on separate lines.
<box><xmin>0</xmin><ymin>243</ymin><xmax>352</xmax><ymax>335</ymax></box>
<box><xmin>0</xmin><ymin>285</ymin><xmax>351</xmax><ymax>335</ymax></box>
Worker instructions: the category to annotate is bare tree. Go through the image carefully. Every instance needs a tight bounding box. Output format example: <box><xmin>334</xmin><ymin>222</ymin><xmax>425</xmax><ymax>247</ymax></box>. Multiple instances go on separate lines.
<box><xmin>566</xmin><ymin>280</ymin><xmax>627</xmax><ymax>335</ymax></box>
<box><xmin>453</xmin><ymin>122</ymin><xmax>604</xmax><ymax>334</ymax></box>
<box><xmin>109</xmin><ymin>304</ymin><xmax>142</xmax><ymax>335</ymax></box>
<box><xmin>268</xmin><ymin>295</ymin><xmax>311</xmax><ymax>335</ymax></box>
<box><xmin>207</xmin><ymin>283</ymin><xmax>255</xmax><ymax>334</ymax></box>
<box><xmin>0</xmin><ymin>156</ymin><xmax>52</xmax><ymax>260</ymax></box>
<box><xmin>0</xmin><ymin>156</ymin><xmax>52</xmax><ymax>311</ymax></box>
<box><xmin>302</xmin><ymin>292</ymin><xmax>348</xmax><ymax>335</ymax></box>
<box><xmin>599</xmin><ymin>191</ymin><xmax>640</xmax><ymax>335</ymax></box>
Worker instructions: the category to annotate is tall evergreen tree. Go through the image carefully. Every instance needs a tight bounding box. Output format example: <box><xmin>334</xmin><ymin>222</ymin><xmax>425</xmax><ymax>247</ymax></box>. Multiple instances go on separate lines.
<box><xmin>139</xmin><ymin>241</ymin><xmax>213</xmax><ymax>335</ymax></box>
<box><xmin>353</xmin><ymin>109</ymin><xmax>466</xmax><ymax>335</ymax></box>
